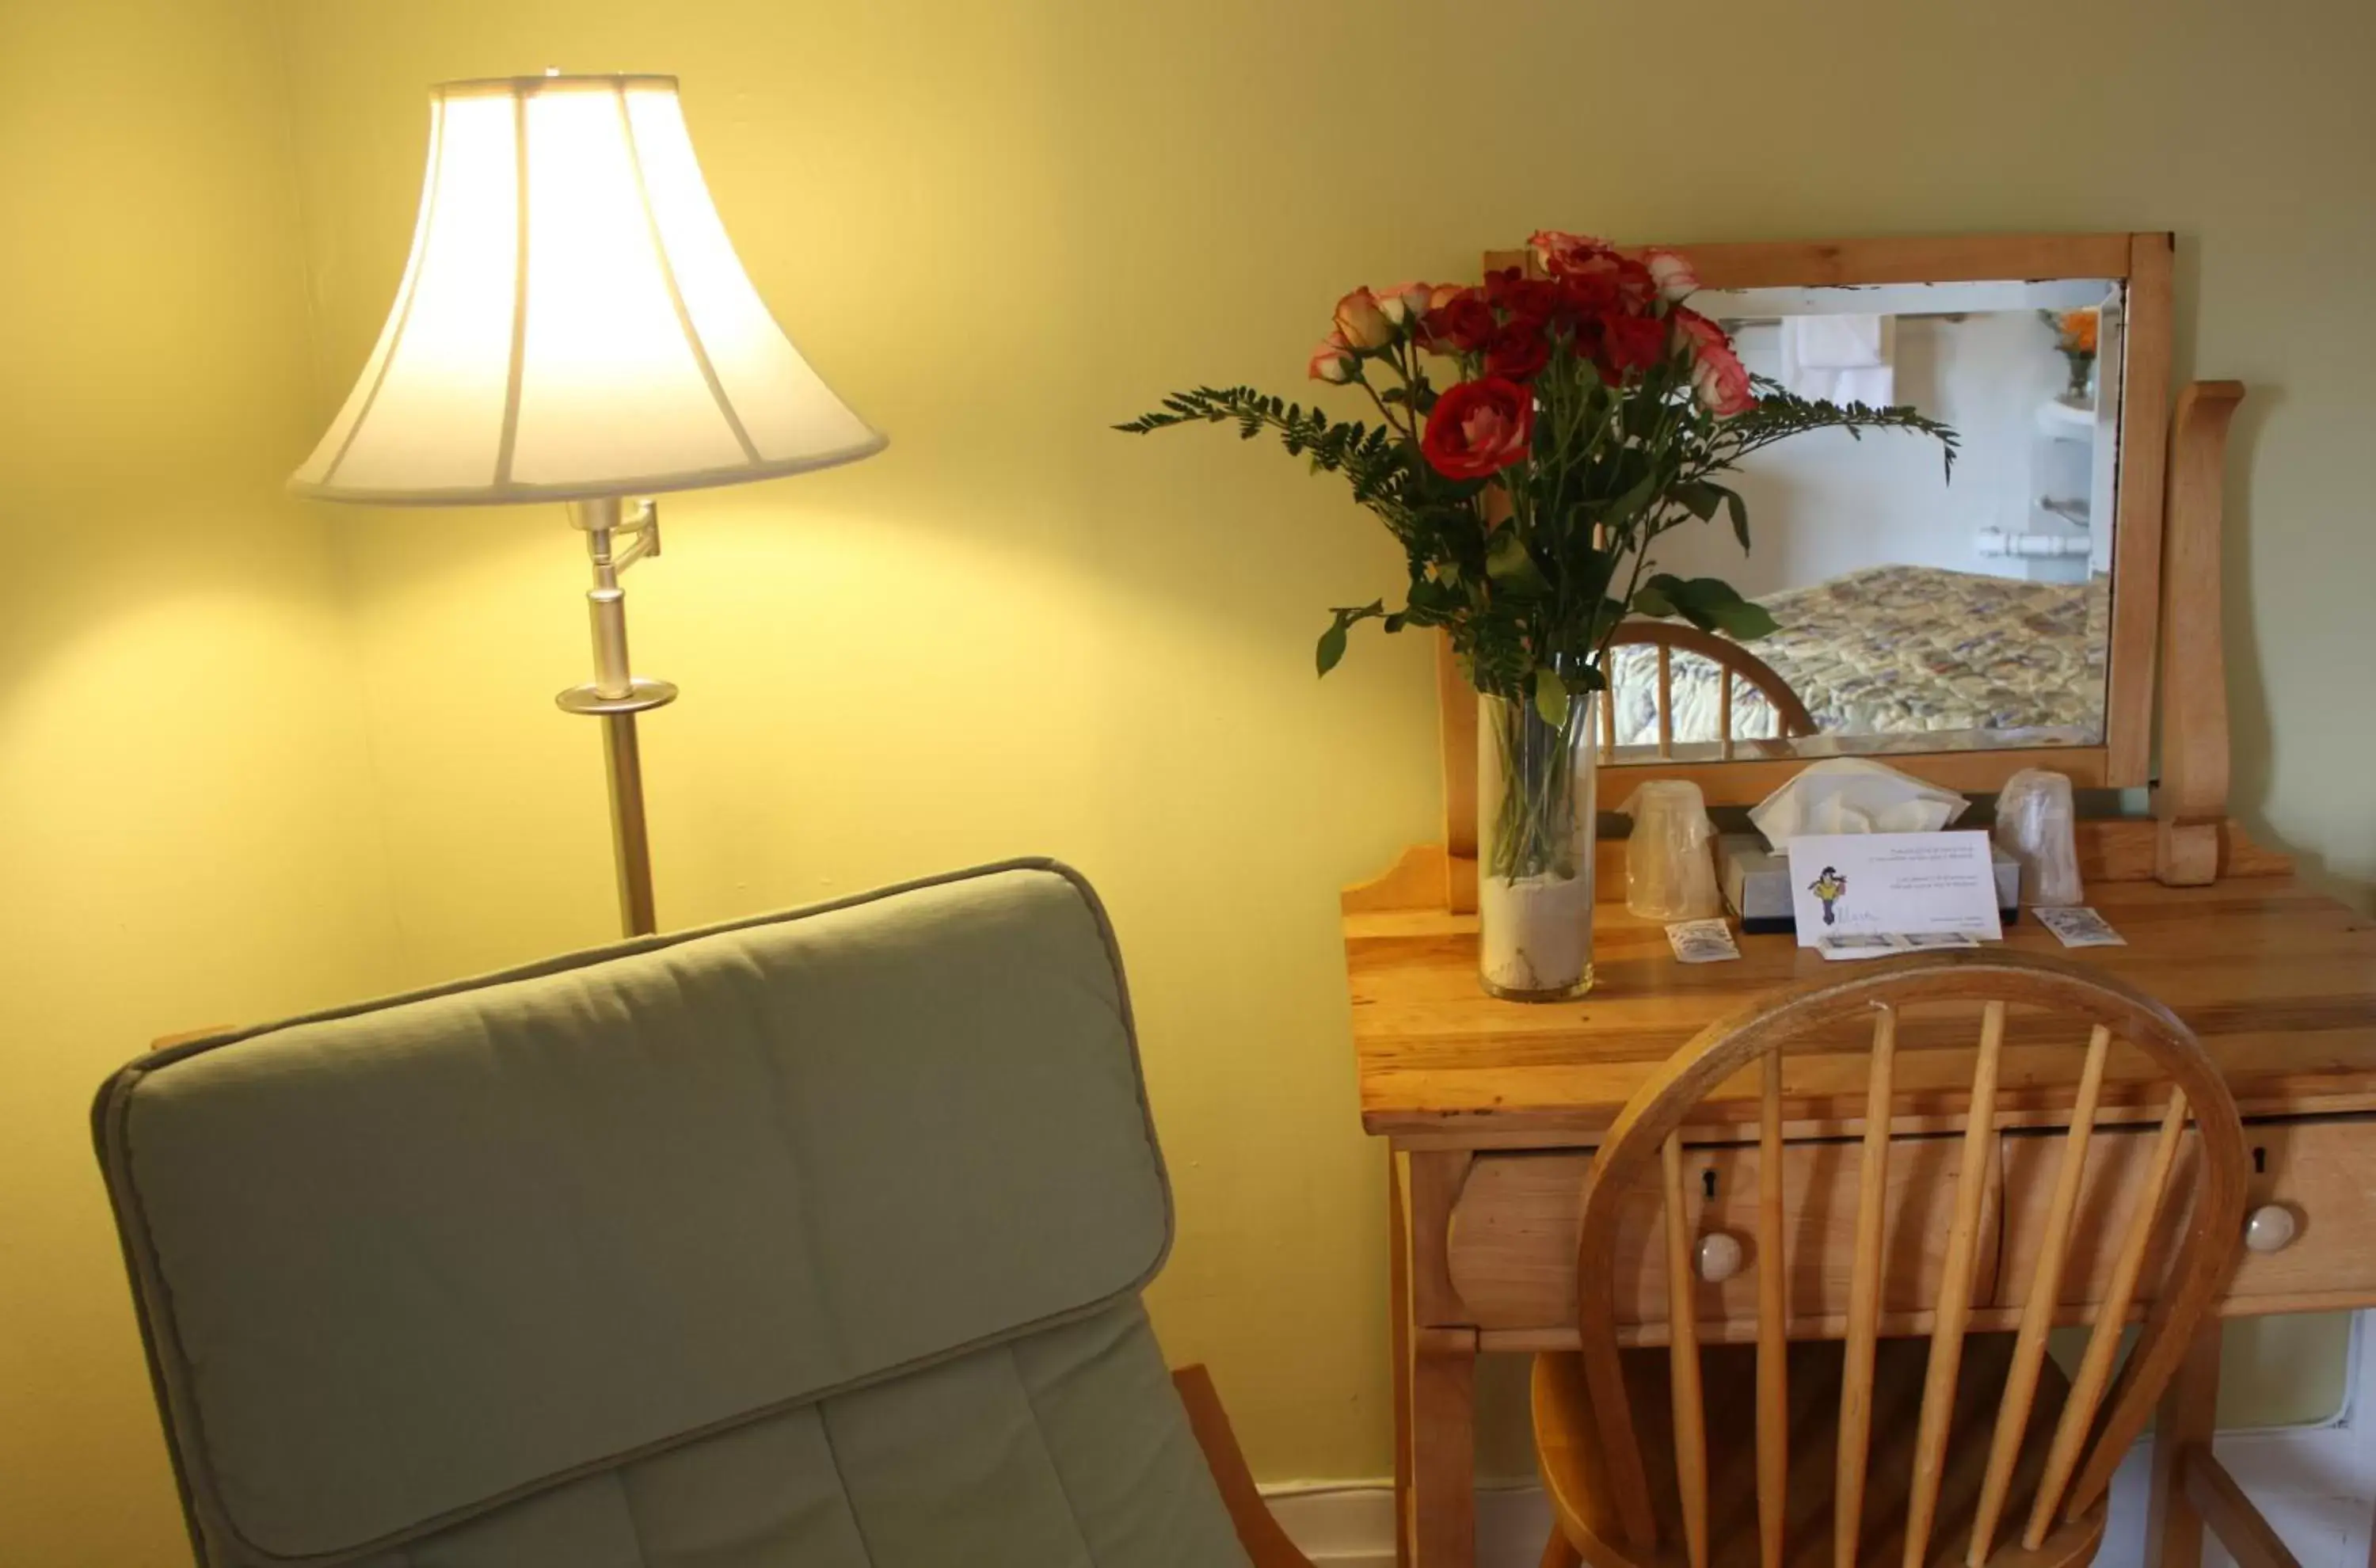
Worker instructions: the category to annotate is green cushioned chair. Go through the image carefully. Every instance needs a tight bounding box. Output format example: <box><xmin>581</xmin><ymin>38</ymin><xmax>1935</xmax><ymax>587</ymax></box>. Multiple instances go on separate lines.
<box><xmin>93</xmin><ymin>860</ymin><xmax>1308</xmax><ymax>1568</ymax></box>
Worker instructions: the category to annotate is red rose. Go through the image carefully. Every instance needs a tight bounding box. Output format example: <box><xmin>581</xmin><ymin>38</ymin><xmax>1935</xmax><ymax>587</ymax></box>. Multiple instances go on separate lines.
<box><xmin>1485</xmin><ymin>318</ymin><xmax>1552</xmax><ymax>380</ymax></box>
<box><xmin>1483</xmin><ymin>268</ymin><xmax>1564</xmax><ymax>322</ymax></box>
<box><xmin>1672</xmin><ymin>308</ymin><xmax>1756</xmax><ymax>417</ymax></box>
<box><xmin>1421</xmin><ymin>290</ymin><xmax>1497</xmax><ymax>354</ymax></box>
<box><xmin>1483</xmin><ymin>265</ymin><xmax>1529</xmax><ymax>302</ymax></box>
<box><xmin>1612</xmin><ymin>257</ymin><xmax>1660</xmax><ymax>311</ymax></box>
<box><xmin>1422</xmin><ymin>378</ymin><xmax>1535</xmax><ymax>480</ymax></box>
<box><xmin>1597</xmin><ymin>311</ymin><xmax>1667</xmax><ymax>377</ymax></box>
<box><xmin>1556</xmin><ymin>268</ymin><xmax>1622</xmax><ymax>317</ymax></box>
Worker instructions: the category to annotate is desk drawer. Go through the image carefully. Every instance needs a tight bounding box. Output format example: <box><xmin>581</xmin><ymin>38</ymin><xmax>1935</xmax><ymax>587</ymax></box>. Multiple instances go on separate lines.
<box><xmin>1997</xmin><ymin>1113</ymin><xmax>2376</xmax><ymax>1313</ymax></box>
<box><xmin>1447</xmin><ymin>1138</ymin><xmax>1997</xmax><ymax>1333</ymax></box>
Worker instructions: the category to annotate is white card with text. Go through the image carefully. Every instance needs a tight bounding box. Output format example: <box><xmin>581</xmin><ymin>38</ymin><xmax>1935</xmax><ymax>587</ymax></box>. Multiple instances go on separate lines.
<box><xmin>1784</xmin><ymin>832</ymin><xmax>2004</xmax><ymax>947</ymax></box>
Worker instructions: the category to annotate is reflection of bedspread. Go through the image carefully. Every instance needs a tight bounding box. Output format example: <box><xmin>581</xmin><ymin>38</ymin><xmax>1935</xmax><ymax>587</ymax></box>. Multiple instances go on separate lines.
<box><xmin>1607</xmin><ymin>565</ymin><xmax>2109</xmax><ymax>746</ymax></box>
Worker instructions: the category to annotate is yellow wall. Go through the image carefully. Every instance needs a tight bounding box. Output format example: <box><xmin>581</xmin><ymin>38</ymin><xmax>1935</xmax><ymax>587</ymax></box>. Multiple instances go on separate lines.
<box><xmin>6</xmin><ymin>0</ymin><xmax>2375</xmax><ymax>1561</ymax></box>
<box><xmin>272</xmin><ymin>0</ymin><xmax>2376</xmax><ymax>1487</ymax></box>
<box><xmin>0</xmin><ymin>2</ymin><xmax>404</xmax><ymax>1564</ymax></box>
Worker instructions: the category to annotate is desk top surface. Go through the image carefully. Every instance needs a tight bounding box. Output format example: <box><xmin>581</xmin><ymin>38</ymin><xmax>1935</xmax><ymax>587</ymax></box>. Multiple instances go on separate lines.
<box><xmin>1347</xmin><ymin>854</ymin><xmax>2376</xmax><ymax>1147</ymax></box>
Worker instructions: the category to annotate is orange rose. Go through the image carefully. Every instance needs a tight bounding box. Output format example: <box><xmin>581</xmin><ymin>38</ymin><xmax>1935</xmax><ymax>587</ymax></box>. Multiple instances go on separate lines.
<box><xmin>1333</xmin><ymin>287</ymin><xmax>1393</xmax><ymax>350</ymax></box>
<box><xmin>1308</xmin><ymin>331</ymin><xmax>1357</xmax><ymax>384</ymax></box>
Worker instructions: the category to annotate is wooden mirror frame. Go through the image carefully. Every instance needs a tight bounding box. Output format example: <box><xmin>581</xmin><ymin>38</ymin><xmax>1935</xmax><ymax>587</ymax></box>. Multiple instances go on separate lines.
<box><xmin>1439</xmin><ymin>232</ymin><xmax>2175</xmax><ymax>830</ymax></box>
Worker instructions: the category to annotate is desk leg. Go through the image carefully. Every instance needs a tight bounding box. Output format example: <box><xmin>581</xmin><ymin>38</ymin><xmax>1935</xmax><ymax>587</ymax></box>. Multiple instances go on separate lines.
<box><xmin>2146</xmin><ymin>1323</ymin><xmax>2222</xmax><ymax>1568</ymax></box>
<box><xmin>1411</xmin><ymin>1328</ymin><xmax>1478</xmax><ymax>1567</ymax></box>
<box><xmin>1392</xmin><ymin>1148</ymin><xmax>1412</xmax><ymax>1568</ymax></box>
<box><xmin>1393</xmin><ymin>1147</ymin><xmax>1479</xmax><ymax>1568</ymax></box>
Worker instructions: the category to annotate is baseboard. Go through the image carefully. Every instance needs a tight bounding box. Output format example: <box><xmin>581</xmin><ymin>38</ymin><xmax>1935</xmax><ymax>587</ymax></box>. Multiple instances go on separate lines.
<box><xmin>1266</xmin><ymin>1314</ymin><xmax>2376</xmax><ymax>1567</ymax></box>
<box><xmin>1260</xmin><ymin>1483</ymin><xmax>1553</xmax><ymax>1567</ymax></box>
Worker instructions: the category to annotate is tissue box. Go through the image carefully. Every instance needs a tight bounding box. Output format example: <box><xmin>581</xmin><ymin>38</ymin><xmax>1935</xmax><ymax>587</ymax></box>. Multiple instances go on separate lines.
<box><xmin>1718</xmin><ymin>833</ymin><xmax>2021</xmax><ymax>934</ymax></box>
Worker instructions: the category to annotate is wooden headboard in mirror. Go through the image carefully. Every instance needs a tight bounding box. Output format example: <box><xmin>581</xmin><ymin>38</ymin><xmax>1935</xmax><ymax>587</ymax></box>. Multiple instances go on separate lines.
<box><xmin>1437</xmin><ymin>231</ymin><xmax>2175</xmax><ymax>844</ymax></box>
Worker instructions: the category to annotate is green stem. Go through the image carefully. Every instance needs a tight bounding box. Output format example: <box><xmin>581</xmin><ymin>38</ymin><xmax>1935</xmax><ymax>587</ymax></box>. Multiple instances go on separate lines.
<box><xmin>1486</xmin><ymin>694</ymin><xmax>1594</xmax><ymax>885</ymax></box>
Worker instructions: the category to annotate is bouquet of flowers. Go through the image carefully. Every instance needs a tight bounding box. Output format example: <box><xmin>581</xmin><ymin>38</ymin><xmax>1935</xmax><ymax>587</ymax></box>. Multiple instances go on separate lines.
<box><xmin>1119</xmin><ymin>230</ymin><xmax>1955</xmax><ymax>996</ymax></box>
<box><xmin>2042</xmin><ymin>306</ymin><xmax>2100</xmax><ymax>402</ymax></box>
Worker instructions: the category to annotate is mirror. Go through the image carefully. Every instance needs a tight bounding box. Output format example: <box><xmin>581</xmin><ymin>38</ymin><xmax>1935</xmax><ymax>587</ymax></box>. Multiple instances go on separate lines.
<box><xmin>1603</xmin><ymin>275</ymin><xmax>2127</xmax><ymax>767</ymax></box>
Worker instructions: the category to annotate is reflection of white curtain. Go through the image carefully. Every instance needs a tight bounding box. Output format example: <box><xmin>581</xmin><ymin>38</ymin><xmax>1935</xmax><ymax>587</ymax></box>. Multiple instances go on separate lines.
<box><xmin>1780</xmin><ymin>316</ymin><xmax>1894</xmax><ymax>406</ymax></box>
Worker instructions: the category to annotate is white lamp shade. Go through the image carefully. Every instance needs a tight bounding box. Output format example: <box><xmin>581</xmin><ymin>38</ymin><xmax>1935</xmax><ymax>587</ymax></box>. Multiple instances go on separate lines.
<box><xmin>292</xmin><ymin>74</ymin><xmax>885</xmax><ymax>504</ymax></box>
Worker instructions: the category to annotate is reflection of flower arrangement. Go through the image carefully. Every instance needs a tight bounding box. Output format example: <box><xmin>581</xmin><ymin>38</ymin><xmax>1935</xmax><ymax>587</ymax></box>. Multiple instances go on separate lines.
<box><xmin>2041</xmin><ymin>307</ymin><xmax>2099</xmax><ymax>402</ymax></box>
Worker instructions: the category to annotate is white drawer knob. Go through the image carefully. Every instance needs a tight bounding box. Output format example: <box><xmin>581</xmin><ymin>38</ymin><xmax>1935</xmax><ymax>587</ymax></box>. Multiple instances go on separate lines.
<box><xmin>1696</xmin><ymin>1232</ymin><xmax>1745</xmax><ymax>1282</ymax></box>
<box><xmin>2245</xmin><ymin>1205</ymin><xmax>2298</xmax><ymax>1254</ymax></box>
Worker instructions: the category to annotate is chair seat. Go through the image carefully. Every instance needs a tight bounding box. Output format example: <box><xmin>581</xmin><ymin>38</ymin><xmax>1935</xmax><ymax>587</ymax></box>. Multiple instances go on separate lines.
<box><xmin>1533</xmin><ymin>1334</ymin><xmax>2109</xmax><ymax>1568</ymax></box>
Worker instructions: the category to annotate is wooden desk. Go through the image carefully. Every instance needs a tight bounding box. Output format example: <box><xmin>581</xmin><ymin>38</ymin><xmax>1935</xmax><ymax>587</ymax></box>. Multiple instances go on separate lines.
<box><xmin>1346</xmin><ymin>831</ymin><xmax>2376</xmax><ymax>1568</ymax></box>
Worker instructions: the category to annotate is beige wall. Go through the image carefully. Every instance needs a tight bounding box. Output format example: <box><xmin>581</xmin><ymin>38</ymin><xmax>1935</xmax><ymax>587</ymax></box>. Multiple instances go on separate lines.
<box><xmin>5</xmin><ymin>0</ymin><xmax>2374</xmax><ymax>1561</ymax></box>
<box><xmin>0</xmin><ymin>2</ymin><xmax>404</xmax><ymax>1564</ymax></box>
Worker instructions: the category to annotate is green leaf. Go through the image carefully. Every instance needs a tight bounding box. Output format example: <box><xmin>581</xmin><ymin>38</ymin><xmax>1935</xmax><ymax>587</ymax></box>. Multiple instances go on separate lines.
<box><xmin>1672</xmin><ymin>481</ymin><xmax>1722</xmax><ymax>522</ymax></box>
<box><xmin>1601</xmin><ymin>465</ymin><xmax>1664</xmax><ymax>532</ymax></box>
<box><xmin>1485</xmin><ymin>530</ymin><xmax>1552</xmax><ymax>596</ymax></box>
<box><xmin>1707</xmin><ymin>598</ymin><xmax>1780</xmax><ymax>640</ymax></box>
<box><xmin>1715</xmin><ymin>484</ymin><xmax>1750</xmax><ymax>552</ymax></box>
<box><xmin>1316</xmin><ymin>622</ymin><xmax>1350</xmax><ymax>676</ymax></box>
<box><xmin>1314</xmin><ymin>600</ymin><xmax>1386</xmax><ymax>676</ymax></box>
<box><xmin>1640</xmin><ymin>575</ymin><xmax>1779</xmax><ymax>639</ymax></box>
<box><xmin>1632</xmin><ymin>581</ymin><xmax>1677</xmax><ymax>618</ymax></box>
<box><xmin>1533</xmin><ymin>665</ymin><xmax>1569</xmax><ymax>726</ymax></box>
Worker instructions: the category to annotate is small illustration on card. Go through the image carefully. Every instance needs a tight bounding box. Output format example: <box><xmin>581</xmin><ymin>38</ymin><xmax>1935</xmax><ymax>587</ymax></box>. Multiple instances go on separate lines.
<box><xmin>1783</xmin><ymin>832</ymin><xmax>2004</xmax><ymax>947</ymax></box>
<box><xmin>2033</xmin><ymin>906</ymin><xmax>2126</xmax><ymax>948</ymax></box>
<box><xmin>1667</xmin><ymin>919</ymin><xmax>1740</xmax><ymax>964</ymax></box>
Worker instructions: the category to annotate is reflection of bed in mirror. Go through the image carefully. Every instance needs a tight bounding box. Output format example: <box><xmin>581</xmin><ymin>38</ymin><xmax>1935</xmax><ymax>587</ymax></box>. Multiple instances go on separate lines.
<box><xmin>1606</xmin><ymin>563</ymin><xmax>2111</xmax><ymax>750</ymax></box>
<box><xmin>1597</xmin><ymin>266</ymin><xmax>2127</xmax><ymax>765</ymax></box>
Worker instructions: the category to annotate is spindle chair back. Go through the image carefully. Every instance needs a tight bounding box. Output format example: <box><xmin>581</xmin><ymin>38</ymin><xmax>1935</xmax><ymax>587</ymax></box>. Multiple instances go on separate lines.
<box><xmin>1601</xmin><ymin>620</ymin><xmax>1819</xmax><ymax>759</ymax></box>
<box><xmin>1537</xmin><ymin>950</ymin><xmax>2248</xmax><ymax>1568</ymax></box>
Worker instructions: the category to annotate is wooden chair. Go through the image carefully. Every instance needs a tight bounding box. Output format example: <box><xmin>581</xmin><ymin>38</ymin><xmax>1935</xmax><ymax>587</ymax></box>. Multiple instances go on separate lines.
<box><xmin>1532</xmin><ymin>951</ymin><xmax>2253</xmax><ymax>1568</ymax></box>
<box><xmin>1602</xmin><ymin>620</ymin><xmax>1820</xmax><ymax>759</ymax></box>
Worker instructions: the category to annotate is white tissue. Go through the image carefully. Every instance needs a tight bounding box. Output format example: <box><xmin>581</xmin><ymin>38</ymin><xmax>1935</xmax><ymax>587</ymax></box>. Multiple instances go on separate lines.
<box><xmin>1750</xmin><ymin>758</ymin><xmax>1969</xmax><ymax>850</ymax></box>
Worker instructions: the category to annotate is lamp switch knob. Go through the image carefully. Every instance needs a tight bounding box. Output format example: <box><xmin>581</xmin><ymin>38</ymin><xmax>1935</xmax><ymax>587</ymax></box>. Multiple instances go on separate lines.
<box><xmin>1696</xmin><ymin>1232</ymin><xmax>1745</xmax><ymax>1282</ymax></box>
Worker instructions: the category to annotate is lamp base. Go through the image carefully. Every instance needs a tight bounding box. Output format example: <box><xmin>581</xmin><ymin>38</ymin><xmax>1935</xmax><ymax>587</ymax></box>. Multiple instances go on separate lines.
<box><xmin>554</xmin><ymin>677</ymin><xmax>679</xmax><ymax>717</ymax></box>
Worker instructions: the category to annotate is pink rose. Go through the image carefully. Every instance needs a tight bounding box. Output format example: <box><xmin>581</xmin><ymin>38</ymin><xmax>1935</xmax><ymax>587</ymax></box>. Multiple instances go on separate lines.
<box><xmin>1672</xmin><ymin>308</ymin><xmax>1754</xmax><ymax>417</ymax></box>
<box><xmin>1528</xmin><ymin>228</ymin><xmax>1613</xmax><ymax>276</ymax></box>
<box><xmin>1642</xmin><ymin>246</ymin><xmax>1700</xmax><ymax>303</ymax></box>
<box><xmin>1308</xmin><ymin>330</ymin><xmax>1357</xmax><ymax>384</ymax></box>
<box><xmin>1373</xmin><ymin>280</ymin><xmax>1437</xmax><ymax>326</ymax></box>
<box><xmin>1333</xmin><ymin>286</ymin><xmax>1394</xmax><ymax>350</ymax></box>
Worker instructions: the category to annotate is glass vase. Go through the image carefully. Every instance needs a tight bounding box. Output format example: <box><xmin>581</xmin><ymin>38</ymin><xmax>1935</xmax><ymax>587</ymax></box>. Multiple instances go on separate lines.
<box><xmin>1477</xmin><ymin>691</ymin><xmax>1598</xmax><ymax>1001</ymax></box>
<box><xmin>2062</xmin><ymin>349</ymin><xmax>2096</xmax><ymax>405</ymax></box>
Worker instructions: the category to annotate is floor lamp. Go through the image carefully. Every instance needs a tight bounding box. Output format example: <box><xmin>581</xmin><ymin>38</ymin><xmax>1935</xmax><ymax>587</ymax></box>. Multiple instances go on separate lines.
<box><xmin>291</xmin><ymin>74</ymin><xmax>885</xmax><ymax>937</ymax></box>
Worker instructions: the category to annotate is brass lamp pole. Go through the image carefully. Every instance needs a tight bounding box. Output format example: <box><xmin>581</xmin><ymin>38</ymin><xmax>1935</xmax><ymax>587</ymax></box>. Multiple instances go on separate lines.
<box><xmin>558</xmin><ymin>497</ymin><xmax>674</xmax><ymax>935</ymax></box>
<box><xmin>289</xmin><ymin>74</ymin><xmax>885</xmax><ymax>938</ymax></box>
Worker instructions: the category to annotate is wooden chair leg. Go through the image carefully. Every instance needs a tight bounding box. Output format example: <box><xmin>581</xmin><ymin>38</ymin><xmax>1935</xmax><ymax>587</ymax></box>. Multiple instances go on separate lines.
<box><xmin>2146</xmin><ymin>1323</ymin><xmax>2222</xmax><ymax>1568</ymax></box>
<box><xmin>1173</xmin><ymin>1364</ymin><xmax>1315</xmax><ymax>1568</ymax></box>
<box><xmin>2183</xmin><ymin>1444</ymin><xmax>2301</xmax><ymax>1568</ymax></box>
<box><xmin>1540</xmin><ymin>1528</ymin><xmax>1584</xmax><ymax>1568</ymax></box>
